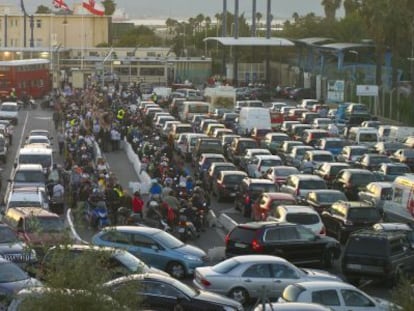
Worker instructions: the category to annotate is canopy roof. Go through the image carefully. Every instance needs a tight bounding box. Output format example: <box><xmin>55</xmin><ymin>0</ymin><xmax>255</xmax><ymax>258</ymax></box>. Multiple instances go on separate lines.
<box><xmin>203</xmin><ymin>37</ymin><xmax>295</xmax><ymax>47</ymax></box>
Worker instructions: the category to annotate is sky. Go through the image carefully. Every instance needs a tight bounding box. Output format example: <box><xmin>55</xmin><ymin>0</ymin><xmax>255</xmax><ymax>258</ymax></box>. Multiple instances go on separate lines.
<box><xmin>20</xmin><ymin>0</ymin><xmax>344</xmax><ymax>20</ymax></box>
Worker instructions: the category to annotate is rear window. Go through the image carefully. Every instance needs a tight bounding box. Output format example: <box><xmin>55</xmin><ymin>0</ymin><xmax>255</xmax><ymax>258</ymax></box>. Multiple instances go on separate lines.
<box><xmin>346</xmin><ymin>237</ymin><xmax>387</xmax><ymax>257</ymax></box>
<box><xmin>212</xmin><ymin>258</ymin><xmax>240</xmax><ymax>274</ymax></box>
<box><xmin>311</xmin><ymin>132</ymin><xmax>327</xmax><ymax>139</ymax></box>
<box><xmin>349</xmin><ymin>174</ymin><xmax>375</xmax><ymax>186</ymax></box>
<box><xmin>286</xmin><ymin>213</ymin><xmax>320</xmax><ymax>225</ymax></box>
<box><xmin>348</xmin><ymin>208</ymin><xmax>380</xmax><ymax>221</ymax></box>
<box><xmin>388</xmin><ymin>166</ymin><xmax>410</xmax><ymax>175</ymax></box>
<box><xmin>325</xmin><ymin>141</ymin><xmax>343</xmax><ymax>148</ymax></box>
<box><xmin>223</xmin><ymin>175</ymin><xmax>245</xmax><ymax>183</ymax></box>
<box><xmin>313</xmin><ymin>154</ymin><xmax>333</xmax><ymax>162</ymax></box>
<box><xmin>229</xmin><ymin>227</ymin><xmax>256</xmax><ymax>244</ymax></box>
<box><xmin>250</xmin><ymin>183</ymin><xmax>278</xmax><ymax>193</ymax></box>
<box><xmin>275</xmin><ymin>168</ymin><xmax>298</xmax><ymax>176</ymax></box>
<box><xmin>350</xmin><ymin>148</ymin><xmax>367</xmax><ymax>156</ymax></box>
<box><xmin>359</xmin><ymin>133</ymin><xmax>378</xmax><ymax>142</ymax></box>
<box><xmin>262</xmin><ymin>159</ymin><xmax>282</xmax><ymax>167</ymax></box>
<box><xmin>299</xmin><ymin>180</ymin><xmax>327</xmax><ymax>190</ymax></box>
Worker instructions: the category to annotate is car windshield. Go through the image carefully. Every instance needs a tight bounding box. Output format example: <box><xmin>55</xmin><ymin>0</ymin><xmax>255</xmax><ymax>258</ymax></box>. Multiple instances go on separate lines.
<box><xmin>271</xmin><ymin>136</ymin><xmax>287</xmax><ymax>142</ymax></box>
<box><xmin>403</xmin><ymin>149</ymin><xmax>414</xmax><ymax>157</ymax></box>
<box><xmin>346</xmin><ymin>237</ymin><xmax>385</xmax><ymax>257</ymax></box>
<box><xmin>19</xmin><ymin>155</ymin><xmax>52</xmax><ymax>168</ymax></box>
<box><xmin>0</xmin><ymin>262</ymin><xmax>28</xmax><ymax>283</ymax></box>
<box><xmin>388</xmin><ymin>166</ymin><xmax>410</xmax><ymax>175</ymax></box>
<box><xmin>370</xmin><ymin>156</ymin><xmax>390</xmax><ymax>164</ymax></box>
<box><xmin>28</xmin><ymin>138</ymin><xmax>49</xmax><ymax>144</ymax></box>
<box><xmin>8</xmin><ymin>200</ymin><xmax>42</xmax><ymax>208</ymax></box>
<box><xmin>316</xmin><ymin>192</ymin><xmax>347</xmax><ymax>204</ymax></box>
<box><xmin>286</xmin><ymin>213</ymin><xmax>320</xmax><ymax>225</ymax></box>
<box><xmin>1</xmin><ymin>105</ymin><xmax>17</xmax><ymax>112</ymax></box>
<box><xmin>25</xmin><ymin>217</ymin><xmax>64</xmax><ymax>233</ymax></box>
<box><xmin>0</xmin><ymin>226</ymin><xmax>19</xmax><ymax>243</ymax></box>
<box><xmin>359</xmin><ymin>133</ymin><xmax>378</xmax><ymax>142</ymax></box>
<box><xmin>350</xmin><ymin>148</ymin><xmax>367</xmax><ymax>156</ymax></box>
<box><xmin>223</xmin><ymin>175</ymin><xmax>245</xmax><ymax>183</ymax></box>
<box><xmin>212</xmin><ymin>258</ymin><xmax>240</xmax><ymax>274</ymax></box>
<box><xmin>348</xmin><ymin>208</ymin><xmax>380</xmax><ymax>221</ymax></box>
<box><xmin>350</xmin><ymin>174</ymin><xmax>376</xmax><ymax>186</ymax></box>
<box><xmin>325</xmin><ymin>141</ymin><xmax>343</xmax><ymax>148</ymax></box>
<box><xmin>250</xmin><ymin>184</ymin><xmax>277</xmax><ymax>193</ymax></box>
<box><xmin>153</xmin><ymin>231</ymin><xmax>184</xmax><ymax>249</ymax></box>
<box><xmin>299</xmin><ymin>180</ymin><xmax>327</xmax><ymax>190</ymax></box>
<box><xmin>14</xmin><ymin>171</ymin><xmax>46</xmax><ymax>183</ymax></box>
<box><xmin>261</xmin><ymin>159</ymin><xmax>282</xmax><ymax>167</ymax></box>
<box><xmin>329</xmin><ymin>166</ymin><xmax>349</xmax><ymax>176</ymax></box>
<box><xmin>114</xmin><ymin>252</ymin><xmax>149</xmax><ymax>273</ymax></box>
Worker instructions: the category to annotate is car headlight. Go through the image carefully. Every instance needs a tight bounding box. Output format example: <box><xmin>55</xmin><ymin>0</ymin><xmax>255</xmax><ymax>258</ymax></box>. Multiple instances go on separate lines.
<box><xmin>183</xmin><ymin>255</ymin><xmax>202</xmax><ymax>262</ymax></box>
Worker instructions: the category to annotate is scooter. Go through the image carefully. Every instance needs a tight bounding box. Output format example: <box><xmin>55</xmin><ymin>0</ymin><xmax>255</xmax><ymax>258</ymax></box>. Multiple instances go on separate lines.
<box><xmin>85</xmin><ymin>200</ymin><xmax>110</xmax><ymax>229</ymax></box>
<box><xmin>177</xmin><ymin>209</ymin><xmax>198</xmax><ymax>242</ymax></box>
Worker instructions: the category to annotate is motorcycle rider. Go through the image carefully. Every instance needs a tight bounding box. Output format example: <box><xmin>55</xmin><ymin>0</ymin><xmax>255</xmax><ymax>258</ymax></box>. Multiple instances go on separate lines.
<box><xmin>131</xmin><ymin>191</ymin><xmax>144</xmax><ymax>219</ymax></box>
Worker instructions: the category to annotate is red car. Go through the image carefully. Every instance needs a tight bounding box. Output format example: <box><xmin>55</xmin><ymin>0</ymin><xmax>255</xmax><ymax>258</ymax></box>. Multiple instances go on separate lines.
<box><xmin>251</xmin><ymin>192</ymin><xmax>297</xmax><ymax>221</ymax></box>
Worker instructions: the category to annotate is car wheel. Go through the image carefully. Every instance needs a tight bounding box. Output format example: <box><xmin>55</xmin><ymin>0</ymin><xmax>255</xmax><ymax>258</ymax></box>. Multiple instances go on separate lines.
<box><xmin>322</xmin><ymin>249</ymin><xmax>335</xmax><ymax>268</ymax></box>
<box><xmin>167</xmin><ymin>261</ymin><xmax>185</xmax><ymax>279</ymax></box>
<box><xmin>228</xmin><ymin>287</ymin><xmax>249</xmax><ymax>304</ymax></box>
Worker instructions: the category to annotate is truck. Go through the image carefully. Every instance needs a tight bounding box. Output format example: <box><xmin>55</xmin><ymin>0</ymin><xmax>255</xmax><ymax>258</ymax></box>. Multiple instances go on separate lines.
<box><xmin>203</xmin><ymin>86</ymin><xmax>236</xmax><ymax>114</ymax></box>
<box><xmin>382</xmin><ymin>175</ymin><xmax>414</xmax><ymax>224</ymax></box>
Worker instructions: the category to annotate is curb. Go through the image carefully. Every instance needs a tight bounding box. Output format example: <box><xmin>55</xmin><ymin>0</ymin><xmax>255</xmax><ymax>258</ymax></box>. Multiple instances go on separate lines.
<box><xmin>66</xmin><ymin>208</ymin><xmax>89</xmax><ymax>245</ymax></box>
<box><xmin>217</xmin><ymin>213</ymin><xmax>238</xmax><ymax>233</ymax></box>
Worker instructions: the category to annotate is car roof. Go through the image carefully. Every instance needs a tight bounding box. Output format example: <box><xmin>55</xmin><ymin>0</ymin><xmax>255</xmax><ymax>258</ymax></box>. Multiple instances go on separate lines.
<box><xmin>245</xmin><ymin>178</ymin><xmax>275</xmax><ymax>184</ymax></box>
<box><xmin>102</xmin><ymin>226</ymin><xmax>162</xmax><ymax>235</ymax></box>
<box><xmin>231</xmin><ymin>254</ymin><xmax>288</xmax><ymax>264</ymax></box>
<box><xmin>19</xmin><ymin>147</ymin><xmax>52</xmax><ymax>154</ymax></box>
<box><xmin>278</xmin><ymin>205</ymin><xmax>319</xmax><ymax>214</ymax></box>
<box><xmin>255</xmin><ymin>155</ymin><xmax>281</xmax><ymax>160</ymax></box>
<box><xmin>308</xmin><ymin>189</ymin><xmax>345</xmax><ymax>195</ymax></box>
<box><xmin>293</xmin><ymin>280</ymin><xmax>355</xmax><ymax>290</ymax></box>
<box><xmin>237</xmin><ymin>221</ymin><xmax>298</xmax><ymax>230</ymax></box>
<box><xmin>15</xmin><ymin>164</ymin><xmax>43</xmax><ymax>170</ymax></box>
<box><xmin>262</xmin><ymin>192</ymin><xmax>297</xmax><ymax>200</ymax></box>
<box><xmin>366</xmin><ymin>181</ymin><xmax>393</xmax><ymax>188</ymax></box>
<box><xmin>333</xmin><ymin>200</ymin><xmax>374</xmax><ymax>208</ymax></box>
<box><xmin>264</xmin><ymin>303</ymin><xmax>332</xmax><ymax>311</ymax></box>
<box><xmin>290</xmin><ymin>174</ymin><xmax>324</xmax><ymax>181</ymax></box>
<box><xmin>220</xmin><ymin>170</ymin><xmax>247</xmax><ymax>176</ymax></box>
<box><xmin>373</xmin><ymin>223</ymin><xmax>412</xmax><ymax>232</ymax></box>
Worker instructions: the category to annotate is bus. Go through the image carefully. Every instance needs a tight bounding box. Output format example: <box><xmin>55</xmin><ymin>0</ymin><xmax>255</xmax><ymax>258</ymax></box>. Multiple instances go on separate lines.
<box><xmin>0</xmin><ymin>59</ymin><xmax>51</xmax><ymax>100</ymax></box>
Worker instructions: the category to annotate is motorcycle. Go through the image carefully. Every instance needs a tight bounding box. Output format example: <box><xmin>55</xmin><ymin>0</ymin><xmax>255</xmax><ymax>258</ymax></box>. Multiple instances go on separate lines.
<box><xmin>85</xmin><ymin>200</ymin><xmax>110</xmax><ymax>229</ymax></box>
<box><xmin>177</xmin><ymin>208</ymin><xmax>198</xmax><ymax>242</ymax></box>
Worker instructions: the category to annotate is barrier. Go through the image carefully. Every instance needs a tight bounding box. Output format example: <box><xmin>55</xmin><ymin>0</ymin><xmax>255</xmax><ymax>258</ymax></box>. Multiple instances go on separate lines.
<box><xmin>217</xmin><ymin>213</ymin><xmax>238</xmax><ymax>233</ymax></box>
<box><xmin>65</xmin><ymin>208</ymin><xmax>89</xmax><ymax>245</ymax></box>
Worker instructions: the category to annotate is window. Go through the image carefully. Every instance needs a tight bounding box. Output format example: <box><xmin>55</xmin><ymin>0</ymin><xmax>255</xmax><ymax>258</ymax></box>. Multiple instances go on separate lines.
<box><xmin>270</xmin><ymin>263</ymin><xmax>299</xmax><ymax>279</ymax></box>
<box><xmin>265</xmin><ymin>228</ymin><xmax>280</xmax><ymax>241</ymax></box>
<box><xmin>131</xmin><ymin>234</ymin><xmax>155</xmax><ymax>248</ymax></box>
<box><xmin>101</xmin><ymin>231</ymin><xmax>130</xmax><ymax>244</ymax></box>
<box><xmin>312</xmin><ymin>290</ymin><xmax>340</xmax><ymax>306</ymax></box>
<box><xmin>242</xmin><ymin>264</ymin><xmax>271</xmax><ymax>278</ymax></box>
<box><xmin>341</xmin><ymin>289</ymin><xmax>373</xmax><ymax>307</ymax></box>
<box><xmin>36</xmin><ymin>19</ymin><xmax>41</xmax><ymax>28</ymax></box>
<box><xmin>142</xmin><ymin>281</ymin><xmax>179</xmax><ymax>297</ymax></box>
<box><xmin>280</xmin><ymin>227</ymin><xmax>299</xmax><ymax>240</ymax></box>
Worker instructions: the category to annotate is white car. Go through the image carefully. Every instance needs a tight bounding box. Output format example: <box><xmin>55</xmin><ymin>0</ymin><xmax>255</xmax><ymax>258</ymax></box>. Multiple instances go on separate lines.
<box><xmin>247</xmin><ymin>154</ymin><xmax>283</xmax><ymax>178</ymax></box>
<box><xmin>267</xmin><ymin>205</ymin><xmax>325</xmax><ymax>235</ymax></box>
<box><xmin>0</xmin><ymin>102</ymin><xmax>19</xmax><ymax>125</ymax></box>
<box><xmin>24</xmin><ymin>135</ymin><xmax>52</xmax><ymax>149</ymax></box>
<box><xmin>278</xmin><ymin>281</ymin><xmax>400</xmax><ymax>311</ymax></box>
<box><xmin>312</xmin><ymin>118</ymin><xmax>333</xmax><ymax>130</ymax></box>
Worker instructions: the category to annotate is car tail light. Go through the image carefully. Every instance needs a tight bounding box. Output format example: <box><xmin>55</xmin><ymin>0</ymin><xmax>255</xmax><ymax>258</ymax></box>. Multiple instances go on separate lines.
<box><xmin>252</xmin><ymin>239</ymin><xmax>264</xmax><ymax>252</ymax></box>
<box><xmin>225</xmin><ymin>233</ymin><xmax>230</xmax><ymax>245</ymax></box>
<box><xmin>200</xmin><ymin>278</ymin><xmax>211</xmax><ymax>287</ymax></box>
<box><xmin>319</xmin><ymin>226</ymin><xmax>326</xmax><ymax>235</ymax></box>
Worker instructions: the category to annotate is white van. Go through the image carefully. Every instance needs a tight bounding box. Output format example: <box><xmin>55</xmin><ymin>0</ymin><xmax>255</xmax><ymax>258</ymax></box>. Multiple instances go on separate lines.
<box><xmin>237</xmin><ymin>107</ymin><xmax>271</xmax><ymax>135</ymax></box>
<box><xmin>382</xmin><ymin>175</ymin><xmax>414</xmax><ymax>224</ymax></box>
<box><xmin>348</xmin><ymin>127</ymin><xmax>379</xmax><ymax>147</ymax></box>
<box><xmin>387</xmin><ymin>126</ymin><xmax>414</xmax><ymax>142</ymax></box>
<box><xmin>235</xmin><ymin>100</ymin><xmax>264</xmax><ymax>112</ymax></box>
<box><xmin>16</xmin><ymin>147</ymin><xmax>54</xmax><ymax>175</ymax></box>
<box><xmin>178</xmin><ymin>101</ymin><xmax>210</xmax><ymax>122</ymax></box>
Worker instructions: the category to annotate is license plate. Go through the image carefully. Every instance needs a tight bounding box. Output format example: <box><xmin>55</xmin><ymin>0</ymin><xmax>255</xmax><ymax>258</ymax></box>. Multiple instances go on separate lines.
<box><xmin>347</xmin><ymin>264</ymin><xmax>362</xmax><ymax>270</ymax></box>
<box><xmin>235</xmin><ymin>242</ymin><xmax>247</xmax><ymax>248</ymax></box>
<box><xmin>178</xmin><ymin>227</ymin><xmax>185</xmax><ymax>233</ymax></box>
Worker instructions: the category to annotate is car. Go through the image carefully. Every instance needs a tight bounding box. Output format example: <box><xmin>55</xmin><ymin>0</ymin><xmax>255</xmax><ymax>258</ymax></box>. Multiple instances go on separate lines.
<box><xmin>353</xmin><ymin>153</ymin><xmax>391</xmax><ymax>171</ymax></box>
<box><xmin>371</xmin><ymin>141</ymin><xmax>406</xmax><ymax>156</ymax></box>
<box><xmin>267</xmin><ymin>205</ymin><xmax>325</xmax><ymax>235</ymax></box>
<box><xmin>315</xmin><ymin>138</ymin><xmax>346</xmax><ymax>156</ymax></box>
<box><xmin>284</xmin><ymin>145</ymin><xmax>314</xmax><ymax>168</ymax></box>
<box><xmin>175</xmin><ymin>133</ymin><xmax>208</xmax><ymax>161</ymax></box>
<box><xmin>6</xmin><ymin>164</ymin><xmax>46</xmax><ymax>194</ymax></box>
<box><xmin>342</xmin><ymin>227</ymin><xmax>414</xmax><ymax>285</ymax></box>
<box><xmin>299</xmin><ymin>150</ymin><xmax>334</xmax><ymax>172</ymax></box>
<box><xmin>280</xmin><ymin>121</ymin><xmax>300</xmax><ymax>134</ymax></box>
<box><xmin>336</xmin><ymin>145</ymin><xmax>369</xmax><ymax>164</ymax></box>
<box><xmin>298</xmin><ymin>98</ymin><xmax>319</xmax><ymax>110</ymax></box>
<box><xmin>358</xmin><ymin>181</ymin><xmax>393</xmax><ymax>209</ymax></box>
<box><xmin>289</xmin><ymin>88</ymin><xmax>316</xmax><ymax>101</ymax></box>
<box><xmin>321</xmin><ymin>200</ymin><xmax>382</xmax><ymax>244</ymax></box>
<box><xmin>192</xmin><ymin>137</ymin><xmax>223</xmax><ymax>161</ymax></box>
<box><xmin>234</xmin><ymin>178</ymin><xmax>278</xmax><ymax>217</ymax></box>
<box><xmin>227</xmin><ymin>138</ymin><xmax>258</xmax><ymax>166</ymax></box>
<box><xmin>24</xmin><ymin>135</ymin><xmax>52</xmax><ymax>149</ymax></box>
<box><xmin>40</xmin><ymin>244</ymin><xmax>167</xmax><ymax>281</ymax></box>
<box><xmin>290</xmin><ymin>124</ymin><xmax>312</xmax><ymax>141</ymax></box>
<box><xmin>389</xmin><ymin>148</ymin><xmax>414</xmax><ymax>170</ymax></box>
<box><xmin>372</xmin><ymin>162</ymin><xmax>411</xmax><ymax>182</ymax></box>
<box><xmin>304</xmin><ymin>190</ymin><xmax>348</xmax><ymax>214</ymax></box>
<box><xmin>253</xmin><ymin>302</ymin><xmax>333</xmax><ymax>311</ymax></box>
<box><xmin>278</xmin><ymin>281</ymin><xmax>398</xmax><ymax>311</ymax></box>
<box><xmin>276</xmin><ymin>140</ymin><xmax>304</xmax><ymax>163</ymax></box>
<box><xmin>0</xmin><ymin>224</ymin><xmax>37</xmax><ymax>269</ymax></box>
<box><xmin>280</xmin><ymin>174</ymin><xmax>327</xmax><ymax>199</ymax></box>
<box><xmin>239</xmin><ymin>148</ymin><xmax>272</xmax><ymax>172</ymax></box>
<box><xmin>300</xmin><ymin>112</ymin><xmax>319</xmax><ymax>124</ymax></box>
<box><xmin>204</xmin><ymin>162</ymin><xmax>237</xmax><ymax>191</ymax></box>
<box><xmin>193</xmin><ymin>255</ymin><xmax>341</xmax><ymax>304</ymax></box>
<box><xmin>251</xmin><ymin>192</ymin><xmax>297</xmax><ymax>221</ymax></box>
<box><xmin>313</xmin><ymin>162</ymin><xmax>350</xmax><ymax>187</ymax></box>
<box><xmin>91</xmin><ymin>226</ymin><xmax>208</xmax><ymax>279</ymax></box>
<box><xmin>264</xmin><ymin>166</ymin><xmax>300</xmax><ymax>186</ymax></box>
<box><xmin>261</xmin><ymin>133</ymin><xmax>289</xmax><ymax>154</ymax></box>
<box><xmin>372</xmin><ymin>222</ymin><xmax>414</xmax><ymax>245</ymax></box>
<box><xmin>311</xmin><ymin>118</ymin><xmax>332</xmax><ymax>130</ymax></box>
<box><xmin>4</xmin><ymin>186</ymin><xmax>49</xmax><ymax>211</ymax></box>
<box><xmin>197</xmin><ymin>153</ymin><xmax>226</xmax><ymax>178</ymax></box>
<box><xmin>104</xmin><ymin>273</ymin><xmax>244</xmax><ymax>311</ymax></box>
<box><xmin>0</xmin><ymin>102</ymin><xmax>19</xmax><ymax>125</ymax></box>
<box><xmin>246</xmin><ymin>155</ymin><xmax>283</xmax><ymax>178</ymax></box>
<box><xmin>225</xmin><ymin>222</ymin><xmax>341</xmax><ymax>268</ymax></box>
<box><xmin>331</xmin><ymin>168</ymin><xmax>378</xmax><ymax>200</ymax></box>
<box><xmin>301</xmin><ymin>129</ymin><xmax>329</xmax><ymax>147</ymax></box>
<box><xmin>212</xmin><ymin>170</ymin><xmax>248</xmax><ymax>202</ymax></box>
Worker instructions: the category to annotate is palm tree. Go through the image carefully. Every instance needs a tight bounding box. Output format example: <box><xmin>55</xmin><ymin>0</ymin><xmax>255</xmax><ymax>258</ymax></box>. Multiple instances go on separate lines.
<box><xmin>196</xmin><ymin>14</ymin><xmax>205</xmax><ymax>32</ymax></box>
<box><xmin>255</xmin><ymin>12</ymin><xmax>263</xmax><ymax>27</ymax></box>
<box><xmin>321</xmin><ymin>0</ymin><xmax>342</xmax><ymax>21</ymax></box>
<box><xmin>204</xmin><ymin>16</ymin><xmax>211</xmax><ymax>30</ymax></box>
<box><xmin>343</xmin><ymin>0</ymin><xmax>361</xmax><ymax>16</ymax></box>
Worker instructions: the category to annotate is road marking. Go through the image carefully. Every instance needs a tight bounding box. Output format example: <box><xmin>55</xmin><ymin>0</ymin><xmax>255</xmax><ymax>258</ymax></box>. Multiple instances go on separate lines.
<box><xmin>33</xmin><ymin>116</ymin><xmax>52</xmax><ymax>120</ymax></box>
<box><xmin>18</xmin><ymin>112</ymin><xmax>30</xmax><ymax>148</ymax></box>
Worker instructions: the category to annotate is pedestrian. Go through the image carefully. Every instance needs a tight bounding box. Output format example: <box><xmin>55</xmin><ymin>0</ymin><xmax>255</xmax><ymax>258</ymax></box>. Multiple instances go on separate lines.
<box><xmin>131</xmin><ymin>191</ymin><xmax>144</xmax><ymax>219</ymax></box>
<box><xmin>53</xmin><ymin>110</ymin><xmax>61</xmax><ymax>130</ymax></box>
<box><xmin>57</xmin><ymin>129</ymin><xmax>65</xmax><ymax>155</ymax></box>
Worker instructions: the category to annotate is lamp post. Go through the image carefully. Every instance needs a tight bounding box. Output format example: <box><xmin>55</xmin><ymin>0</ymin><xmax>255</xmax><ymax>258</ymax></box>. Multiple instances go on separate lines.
<box><xmin>102</xmin><ymin>47</ymin><xmax>114</xmax><ymax>88</ymax></box>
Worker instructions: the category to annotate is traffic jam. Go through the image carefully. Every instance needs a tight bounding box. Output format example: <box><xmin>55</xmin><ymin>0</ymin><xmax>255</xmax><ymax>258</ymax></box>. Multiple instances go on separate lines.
<box><xmin>0</xmin><ymin>83</ymin><xmax>412</xmax><ymax>310</ymax></box>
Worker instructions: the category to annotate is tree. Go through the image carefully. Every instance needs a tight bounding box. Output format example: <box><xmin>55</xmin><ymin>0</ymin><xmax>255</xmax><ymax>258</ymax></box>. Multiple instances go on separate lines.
<box><xmin>36</xmin><ymin>5</ymin><xmax>52</xmax><ymax>14</ymax></box>
<box><xmin>321</xmin><ymin>0</ymin><xmax>342</xmax><ymax>21</ymax></box>
<box><xmin>116</xmin><ymin>25</ymin><xmax>162</xmax><ymax>47</ymax></box>
<box><xmin>255</xmin><ymin>12</ymin><xmax>263</xmax><ymax>26</ymax></box>
<box><xmin>343</xmin><ymin>0</ymin><xmax>361</xmax><ymax>16</ymax></box>
<box><xmin>101</xmin><ymin>0</ymin><xmax>116</xmax><ymax>16</ymax></box>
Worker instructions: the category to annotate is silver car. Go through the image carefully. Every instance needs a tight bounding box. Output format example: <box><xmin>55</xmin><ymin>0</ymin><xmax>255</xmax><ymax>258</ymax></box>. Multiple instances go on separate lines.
<box><xmin>193</xmin><ymin>255</ymin><xmax>341</xmax><ymax>304</ymax></box>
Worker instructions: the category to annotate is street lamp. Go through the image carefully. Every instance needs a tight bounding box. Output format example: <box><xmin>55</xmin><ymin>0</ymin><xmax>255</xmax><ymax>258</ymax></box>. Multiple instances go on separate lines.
<box><xmin>102</xmin><ymin>47</ymin><xmax>114</xmax><ymax>88</ymax></box>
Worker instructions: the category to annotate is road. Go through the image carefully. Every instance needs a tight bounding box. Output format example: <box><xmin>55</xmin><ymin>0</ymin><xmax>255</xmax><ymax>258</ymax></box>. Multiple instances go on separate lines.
<box><xmin>4</xmin><ymin>105</ymin><xmax>393</xmax><ymax>308</ymax></box>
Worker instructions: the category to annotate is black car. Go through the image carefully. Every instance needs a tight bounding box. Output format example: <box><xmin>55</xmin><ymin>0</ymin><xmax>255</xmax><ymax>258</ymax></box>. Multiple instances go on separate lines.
<box><xmin>331</xmin><ymin>168</ymin><xmax>378</xmax><ymax>200</ymax></box>
<box><xmin>225</xmin><ymin>222</ymin><xmax>341</xmax><ymax>268</ymax></box>
<box><xmin>321</xmin><ymin>200</ymin><xmax>382</xmax><ymax>244</ymax></box>
<box><xmin>304</xmin><ymin>190</ymin><xmax>348</xmax><ymax>214</ymax></box>
<box><xmin>353</xmin><ymin>153</ymin><xmax>391</xmax><ymax>171</ymax></box>
<box><xmin>104</xmin><ymin>273</ymin><xmax>243</xmax><ymax>311</ymax></box>
<box><xmin>288</xmin><ymin>88</ymin><xmax>316</xmax><ymax>100</ymax></box>
<box><xmin>342</xmin><ymin>228</ymin><xmax>414</xmax><ymax>285</ymax></box>
<box><xmin>212</xmin><ymin>170</ymin><xmax>248</xmax><ymax>202</ymax></box>
<box><xmin>203</xmin><ymin>162</ymin><xmax>237</xmax><ymax>191</ymax></box>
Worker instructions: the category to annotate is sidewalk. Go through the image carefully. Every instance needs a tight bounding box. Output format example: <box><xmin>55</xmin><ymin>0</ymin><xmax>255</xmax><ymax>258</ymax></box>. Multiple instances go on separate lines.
<box><xmin>103</xmin><ymin>148</ymin><xmax>140</xmax><ymax>194</ymax></box>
